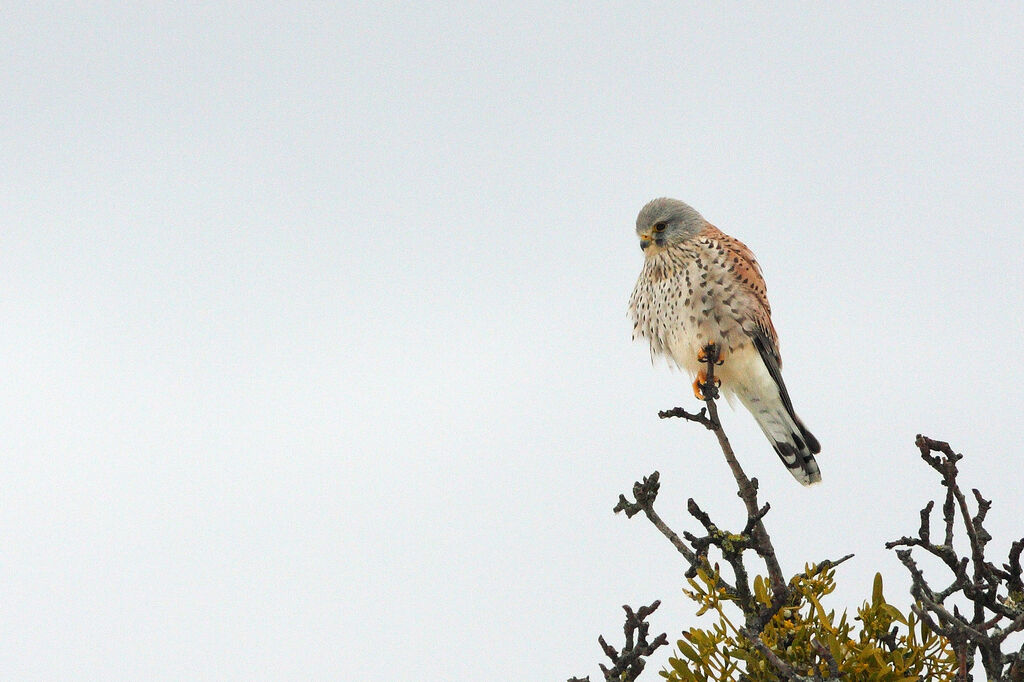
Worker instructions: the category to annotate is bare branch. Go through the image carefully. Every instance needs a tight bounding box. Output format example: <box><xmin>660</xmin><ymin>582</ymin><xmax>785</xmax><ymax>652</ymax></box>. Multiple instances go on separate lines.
<box><xmin>888</xmin><ymin>435</ymin><xmax>1024</xmax><ymax>680</ymax></box>
<box><xmin>577</xmin><ymin>601</ymin><xmax>668</xmax><ymax>682</ymax></box>
<box><xmin>658</xmin><ymin>405</ymin><xmax>714</xmax><ymax>429</ymax></box>
<box><xmin>660</xmin><ymin>344</ymin><xmax>786</xmax><ymax>595</ymax></box>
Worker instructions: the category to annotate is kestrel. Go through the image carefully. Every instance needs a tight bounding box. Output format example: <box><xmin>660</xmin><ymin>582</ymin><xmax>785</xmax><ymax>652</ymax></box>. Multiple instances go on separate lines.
<box><xmin>628</xmin><ymin>198</ymin><xmax>821</xmax><ymax>485</ymax></box>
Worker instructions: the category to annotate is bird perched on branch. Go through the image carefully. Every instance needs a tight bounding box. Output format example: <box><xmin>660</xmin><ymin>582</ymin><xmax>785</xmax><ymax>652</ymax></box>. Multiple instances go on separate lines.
<box><xmin>628</xmin><ymin>197</ymin><xmax>821</xmax><ymax>485</ymax></box>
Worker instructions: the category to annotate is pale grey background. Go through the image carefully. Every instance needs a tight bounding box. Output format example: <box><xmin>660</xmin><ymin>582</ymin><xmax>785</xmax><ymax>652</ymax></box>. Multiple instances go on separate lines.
<box><xmin>2</xmin><ymin>2</ymin><xmax>1023</xmax><ymax>680</ymax></box>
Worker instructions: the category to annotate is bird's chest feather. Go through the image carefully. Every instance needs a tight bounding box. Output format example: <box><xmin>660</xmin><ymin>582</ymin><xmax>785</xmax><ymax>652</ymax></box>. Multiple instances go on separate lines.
<box><xmin>629</xmin><ymin>243</ymin><xmax>751</xmax><ymax>374</ymax></box>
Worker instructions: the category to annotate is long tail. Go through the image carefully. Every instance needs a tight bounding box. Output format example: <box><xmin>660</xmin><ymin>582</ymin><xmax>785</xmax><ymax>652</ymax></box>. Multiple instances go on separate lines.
<box><xmin>757</xmin><ymin>409</ymin><xmax>821</xmax><ymax>486</ymax></box>
<box><xmin>732</xmin><ymin>377</ymin><xmax>821</xmax><ymax>485</ymax></box>
<box><xmin>745</xmin><ymin>334</ymin><xmax>822</xmax><ymax>486</ymax></box>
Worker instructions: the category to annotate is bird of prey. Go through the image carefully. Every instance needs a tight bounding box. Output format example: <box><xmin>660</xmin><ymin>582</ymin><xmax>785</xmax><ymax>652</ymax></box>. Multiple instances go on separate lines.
<box><xmin>628</xmin><ymin>198</ymin><xmax>821</xmax><ymax>485</ymax></box>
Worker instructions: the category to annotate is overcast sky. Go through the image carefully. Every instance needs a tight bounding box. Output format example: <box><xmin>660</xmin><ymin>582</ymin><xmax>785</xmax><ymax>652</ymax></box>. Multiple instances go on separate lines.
<box><xmin>2</xmin><ymin>3</ymin><xmax>1023</xmax><ymax>680</ymax></box>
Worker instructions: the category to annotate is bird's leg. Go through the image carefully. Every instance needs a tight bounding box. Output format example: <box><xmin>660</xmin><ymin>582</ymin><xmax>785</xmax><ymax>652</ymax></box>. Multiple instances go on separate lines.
<box><xmin>697</xmin><ymin>341</ymin><xmax>726</xmax><ymax>365</ymax></box>
<box><xmin>692</xmin><ymin>370</ymin><xmax>722</xmax><ymax>401</ymax></box>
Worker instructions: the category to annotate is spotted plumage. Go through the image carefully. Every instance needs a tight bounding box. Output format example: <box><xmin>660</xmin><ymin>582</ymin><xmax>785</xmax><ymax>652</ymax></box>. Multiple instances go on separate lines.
<box><xmin>629</xmin><ymin>197</ymin><xmax>821</xmax><ymax>485</ymax></box>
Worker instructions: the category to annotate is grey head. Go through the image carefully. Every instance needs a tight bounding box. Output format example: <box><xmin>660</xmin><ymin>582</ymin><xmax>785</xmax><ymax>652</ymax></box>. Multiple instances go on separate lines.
<box><xmin>635</xmin><ymin>197</ymin><xmax>706</xmax><ymax>252</ymax></box>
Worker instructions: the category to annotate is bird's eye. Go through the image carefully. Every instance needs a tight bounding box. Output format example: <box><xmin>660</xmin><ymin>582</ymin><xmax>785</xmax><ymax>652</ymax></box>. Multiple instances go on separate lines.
<box><xmin>653</xmin><ymin>222</ymin><xmax>667</xmax><ymax>232</ymax></box>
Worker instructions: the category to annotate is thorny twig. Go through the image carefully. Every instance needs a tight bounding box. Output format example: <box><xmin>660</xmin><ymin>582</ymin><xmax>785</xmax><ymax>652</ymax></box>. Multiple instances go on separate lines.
<box><xmin>568</xmin><ymin>601</ymin><xmax>668</xmax><ymax>682</ymax></box>
<box><xmin>886</xmin><ymin>435</ymin><xmax>1024</xmax><ymax>681</ymax></box>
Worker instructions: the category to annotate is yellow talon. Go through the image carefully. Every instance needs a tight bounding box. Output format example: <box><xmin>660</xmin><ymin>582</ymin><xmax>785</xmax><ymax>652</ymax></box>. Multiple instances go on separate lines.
<box><xmin>693</xmin><ymin>371</ymin><xmax>722</xmax><ymax>401</ymax></box>
<box><xmin>692</xmin><ymin>375</ymin><xmax>704</xmax><ymax>400</ymax></box>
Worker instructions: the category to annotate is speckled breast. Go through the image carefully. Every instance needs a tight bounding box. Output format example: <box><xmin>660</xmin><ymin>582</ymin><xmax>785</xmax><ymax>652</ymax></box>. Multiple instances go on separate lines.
<box><xmin>629</xmin><ymin>240</ymin><xmax>752</xmax><ymax>375</ymax></box>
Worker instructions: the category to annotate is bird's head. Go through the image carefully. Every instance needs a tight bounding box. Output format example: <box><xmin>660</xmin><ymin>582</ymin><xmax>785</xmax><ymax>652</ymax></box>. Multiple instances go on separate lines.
<box><xmin>635</xmin><ymin>197</ymin><xmax>706</xmax><ymax>255</ymax></box>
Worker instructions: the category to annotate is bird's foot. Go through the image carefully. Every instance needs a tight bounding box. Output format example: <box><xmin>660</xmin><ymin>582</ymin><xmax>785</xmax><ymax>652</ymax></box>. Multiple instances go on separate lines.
<box><xmin>697</xmin><ymin>342</ymin><xmax>725</xmax><ymax>365</ymax></box>
<box><xmin>692</xmin><ymin>370</ymin><xmax>722</xmax><ymax>401</ymax></box>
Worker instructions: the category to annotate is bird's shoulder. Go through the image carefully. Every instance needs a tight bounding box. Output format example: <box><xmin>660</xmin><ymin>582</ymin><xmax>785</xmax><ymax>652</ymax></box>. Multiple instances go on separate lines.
<box><xmin>697</xmin><ymin>223</ymin><xmax>760</xmax><ymax>270</ymax></box>
<box><xmin>696</xmin><ymin>224</ymin><xmax>768</xmax><ymax>300</ymax></box>
<box><xmin>697</xmin><ymin>223</ymin><xmax>779</xmax><ymax>353</ymax></box>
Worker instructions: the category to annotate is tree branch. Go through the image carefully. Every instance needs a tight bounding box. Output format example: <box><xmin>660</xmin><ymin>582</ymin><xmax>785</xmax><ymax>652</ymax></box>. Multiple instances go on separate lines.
<box><xmin>660</xmin><ymin>343</ymin><xmax>787</xmax><ymax>607</ymax></box>
<box><xmin>585</xmin><ymin>343</ymin><xmax>857</xmax><ymax>681</ymax></box>
<box><xmin>887</xmin><ymin>435</ymin><xmax>1024</xmax><ymax>680</ymax></box>
<box><xmin>569</xmin><ymin>601</ymin><xmax>668</xmax><ymax>682</ymax></box>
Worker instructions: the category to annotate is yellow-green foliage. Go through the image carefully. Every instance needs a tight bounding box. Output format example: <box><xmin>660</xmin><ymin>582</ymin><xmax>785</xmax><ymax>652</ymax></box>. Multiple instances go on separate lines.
<box><xmin>662</xmin><ymin>567</ymin><xmax>956</xmax><ymax>681</ymax></box>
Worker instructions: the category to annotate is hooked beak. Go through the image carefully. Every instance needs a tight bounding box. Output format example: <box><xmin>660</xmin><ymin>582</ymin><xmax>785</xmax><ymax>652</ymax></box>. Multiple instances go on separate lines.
<box><xmin>639</xmin><ymin>233</ymin><xmax>651</xmax><ymax>251</ymax></box>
